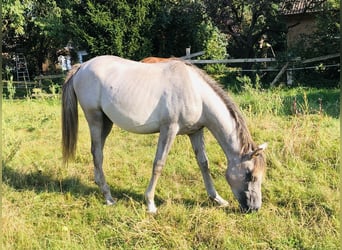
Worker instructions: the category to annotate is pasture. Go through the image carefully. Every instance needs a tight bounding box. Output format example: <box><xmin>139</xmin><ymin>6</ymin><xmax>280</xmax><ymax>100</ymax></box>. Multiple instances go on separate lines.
<box><xmin>2</xmin><ymin>86</ymin><xmax>340</xmax><ymax>249</ymax></box>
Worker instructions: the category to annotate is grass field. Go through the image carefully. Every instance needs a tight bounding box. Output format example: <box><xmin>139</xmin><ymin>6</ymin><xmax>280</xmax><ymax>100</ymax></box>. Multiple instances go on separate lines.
<box><xmin>2</xmin><ymin>86</ymin><xmax>340</xmax><ymax>249</ymax></box>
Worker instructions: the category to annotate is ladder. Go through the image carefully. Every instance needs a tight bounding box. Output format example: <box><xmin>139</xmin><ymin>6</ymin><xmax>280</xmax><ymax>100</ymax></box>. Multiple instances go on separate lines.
<box><xmin>15</xmin><ymin>53</ymin><xmax>30</xmax><ymax>81</ymax></box>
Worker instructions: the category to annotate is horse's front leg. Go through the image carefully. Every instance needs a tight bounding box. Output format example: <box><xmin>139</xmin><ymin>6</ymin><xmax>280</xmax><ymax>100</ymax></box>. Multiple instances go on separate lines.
<box><xmin>145</xmin><ymin>124</ymin><xmax>179</xmax><ymax>213</ymax></box>
<box><xmin>87</xmin><ymin>111</ymin><xmax>115</xmax><ymax>205</ymax></box>
<box><xmin>189</xmin><ymin>129</ymin><xmax>228</xmax><ymax>207</ymax></box>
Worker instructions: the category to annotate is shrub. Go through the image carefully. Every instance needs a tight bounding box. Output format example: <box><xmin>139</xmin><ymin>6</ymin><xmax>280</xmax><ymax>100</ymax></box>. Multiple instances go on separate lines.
<box><xmin>197</xmin><ymin>21</ymin><xmax>228</xmax><ymax>74</ymax></box>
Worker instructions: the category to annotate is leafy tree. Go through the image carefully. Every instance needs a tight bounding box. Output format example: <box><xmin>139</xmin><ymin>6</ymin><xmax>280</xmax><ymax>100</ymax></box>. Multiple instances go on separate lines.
<box><xmin>2</xmin><ymin>0</ymin><xmax>29</xmax><ymax>79</ymax></box>
<box><xmin>2</xmin><ymin>0</ymin><xmax>70</xmax><ymax>76</ymax></box>
<box><xmin>68</xmin><ymin>0</ymin><xmax>156</xmax><ymax>60</ymax></box>
<box><xmin>202</xmin><ymin>0</ymin><xmax>286</xmax><ymax>75</ymax></box>
<box><xmin>2</xmin><ymin>0</ymin><xmax>28</xmax><ymax>48</ymax></box>
<box><xmin>197</xmin><ymin>20</ymin><xmax>228</xmax><ymax>74</ymax></box>
<box><xmin>3</xmin><ymin>0</ymin><xmax>157</xmax><ymax>75</ymax></box>
<box><xmin>150</xmin><ymin>0</ymin><xmax>206</xmax><ymax>57</ymax></box>
<box><xmin>203</xmin><ymin>0</ymin><xmax>286</xmax><ymax>58</ymax></box>
<box><xmin>25</xmin><ymin>0</ymin><xmax>68</xmax><ymax>74</ymax></box>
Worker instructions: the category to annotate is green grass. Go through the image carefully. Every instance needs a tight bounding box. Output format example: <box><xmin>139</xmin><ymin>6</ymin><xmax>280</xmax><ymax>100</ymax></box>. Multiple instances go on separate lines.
<box><xmin>2</xmin><ymin>87</ymin><xmax>340</xmax><ymax>249</ymax></box>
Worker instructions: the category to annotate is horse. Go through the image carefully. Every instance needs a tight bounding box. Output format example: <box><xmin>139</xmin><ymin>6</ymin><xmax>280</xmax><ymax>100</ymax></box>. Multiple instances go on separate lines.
<box><xmin>140</xmin><ymin>56</ymin><xmax>176</xmax><ymax>63</ymax></box>
<box><xmin>62</xmin><ymin>55</ymin><xmax>267</xmax><ymax>213</ymax></box>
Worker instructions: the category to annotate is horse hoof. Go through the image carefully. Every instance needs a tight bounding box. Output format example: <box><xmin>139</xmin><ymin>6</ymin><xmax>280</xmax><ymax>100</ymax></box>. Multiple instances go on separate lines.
<box><xmin>147</xmin><ymin>204</ymin><xmax>158</xmax><ymax>214</ymax></box>
<box><xmin>219</xmin><ymin>201</ymin><xmax>229</xmax><ymax>208</ymax></box>
<box><xmin>210</xmin><ymin>195</ymin><xmax>229</xmax><ymax>207</ymax></box>
<box><xmin>147</xmin><ymin>209</ymin><xmax>158</xmax><ymax>215</ymax></box>
<box><xmin>106</xmin><ymin>198</ymin><xmax>116</xmax><ymax>206</ymax></box>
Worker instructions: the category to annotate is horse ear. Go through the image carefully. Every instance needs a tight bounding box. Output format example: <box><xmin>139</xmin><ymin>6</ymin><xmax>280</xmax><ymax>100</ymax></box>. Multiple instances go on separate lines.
<box><xmin>250</xmin><ymin>143</ymin><xmax>268</xmax><ymax>159</ymax></box>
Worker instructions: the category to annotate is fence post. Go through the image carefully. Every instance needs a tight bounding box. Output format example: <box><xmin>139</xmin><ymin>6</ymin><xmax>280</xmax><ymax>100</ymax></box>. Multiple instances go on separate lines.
<box><xmin>270</xmin><ymin>62</ymin><xmax>289</xmax><ymax>87</ymax></box>
<box><xmin>287</xmin><ymin>69</ymin><xmax>293</xmax><ymax>85</ymax></box>
<box><xmin>186</xmin><ymin>47</ymin><xmax>191</xmax><ymax>57</ymax></box>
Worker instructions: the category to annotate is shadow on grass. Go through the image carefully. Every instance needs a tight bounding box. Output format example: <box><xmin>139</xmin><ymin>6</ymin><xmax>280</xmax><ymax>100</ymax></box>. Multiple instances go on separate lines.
<box><xmin>305</xmin><ymin>89</ymin><xmax>340</xmax><ymax>118</ymax></box>
<box><xmin>1</xmin><ymin>163</ymin><xmax>184</xmax><ymax>210</ymax></box>
<box><xmin>2</xmin><ymin>163</ymin><xmax>145</xmax><ymax>204</ymax></box>
<box><xmin>3</xmin><ymin>163</ymin><xmax>241</xmax><ymax>213</ymax></box>
<box><xmin>3</xmin><ymin>163</ymin><xmax>97</xmax><ymax>195</ymax></box>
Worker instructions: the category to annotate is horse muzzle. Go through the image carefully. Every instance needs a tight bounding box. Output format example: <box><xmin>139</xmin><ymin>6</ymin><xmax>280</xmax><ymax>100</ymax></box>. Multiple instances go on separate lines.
<box><xmin>239</xmin><ymin>191</ymin><xmax>262</xmax><ymax>213</ymax></box>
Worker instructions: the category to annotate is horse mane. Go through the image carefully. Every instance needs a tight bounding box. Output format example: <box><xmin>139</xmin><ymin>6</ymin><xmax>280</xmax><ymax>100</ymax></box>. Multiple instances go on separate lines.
<box><xmin>189</xmin><ymin>64</ymin><xmax>257</xmax><ymax>155</ymax></box>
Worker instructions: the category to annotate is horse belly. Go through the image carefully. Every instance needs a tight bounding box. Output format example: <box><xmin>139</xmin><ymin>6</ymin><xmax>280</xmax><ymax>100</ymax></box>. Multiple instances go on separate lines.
<box><xmin>101</xmin><ymin>96</ymin><xmax>163</xmax><ymax>134</ymax></box>
<box><xmin>105</xmin><ymin>110</ymin><xmax>161</xmax><ymax>134</ymax></box>
<box><xmin>101</xmin><ymin>93</ymin><xmax>203</xmax><ymax>135</ymax></box>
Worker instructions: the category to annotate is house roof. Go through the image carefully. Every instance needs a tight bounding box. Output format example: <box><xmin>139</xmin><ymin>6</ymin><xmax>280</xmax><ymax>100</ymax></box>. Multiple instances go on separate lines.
<box><xmin>280</xmin><ymin>0</ymin><xmax>326</xmax><ymax>15</ymax></box>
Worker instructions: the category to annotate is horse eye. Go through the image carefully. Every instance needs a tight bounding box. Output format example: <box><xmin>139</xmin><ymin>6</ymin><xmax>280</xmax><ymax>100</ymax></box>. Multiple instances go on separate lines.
<box><xmin>246</xmin><ymin>172</ymin><xmax>257</xmax><ymax>182</ymax></box>
<box><xmin>245</xmin><ymin>172</ymin><xmax>252</xmax><ymax>181</ymax></box>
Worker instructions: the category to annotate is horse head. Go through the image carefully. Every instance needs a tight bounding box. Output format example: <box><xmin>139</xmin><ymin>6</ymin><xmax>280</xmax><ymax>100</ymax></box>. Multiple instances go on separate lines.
<box><xmin>226</xmin><ymin>143</ymin><xmax>267</xmax><ymax>212</ymax></box>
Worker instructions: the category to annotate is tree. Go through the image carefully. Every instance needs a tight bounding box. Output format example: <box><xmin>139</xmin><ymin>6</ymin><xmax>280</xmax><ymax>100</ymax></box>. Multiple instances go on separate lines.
<box><xmin>203</xmin><ymin>1</ymin><xmax>286</xmax><ymax>66</ymax></box>
<box><xmin>2</xmin><ymin>0</ymin><xmax>71</xmax><ymax>76</ymax></box>
<box><xmin>25</xmin><ymin>0</ymin><xmax>69</xmax><ymax>74</ymax></box>
<box><xmin>2</xmin><ymin>0</ymin><xmax>30</xmax><ymax>79</ymax></box>
<box><xmin>150</xmin><ymin>0</ymin><xmax>206</xmax><ymax>57</ymax></box>
<box><xmin>3</xmin><ymin>0</ymin><xmax>157</xmax><ymax>75</ymax></box>
<box><xmin>2</xmin><ymin>0</ymin><xmax>28</xmax><ymax>50</ymax></box>
<box><xmin>197</xmin><ymin>20</ymin><xmax>228</xmax><ymax>74</ymax></box>
<box><xmin>67</xmin><ymin>0</ymin><xmax>156</xmax><ymax>60</ymax></box>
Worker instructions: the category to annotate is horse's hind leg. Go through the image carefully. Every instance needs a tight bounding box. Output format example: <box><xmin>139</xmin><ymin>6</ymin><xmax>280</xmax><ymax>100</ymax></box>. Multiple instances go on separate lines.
<box><xmin>86</xmin><ymin>110</ymin><xmax>114</xmax><ymax>205</ymax></box>
<box><xmin>189</xmin><ymin>129</ymin><xmax>228</xmax><ymax>207</ymax></box>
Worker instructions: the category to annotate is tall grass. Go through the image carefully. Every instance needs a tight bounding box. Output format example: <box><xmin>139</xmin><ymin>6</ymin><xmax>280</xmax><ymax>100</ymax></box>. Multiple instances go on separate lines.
<box><xmin>2</xmin><ymin>86</ymin><xmax>339</xmax><ymax>249</ymax></box>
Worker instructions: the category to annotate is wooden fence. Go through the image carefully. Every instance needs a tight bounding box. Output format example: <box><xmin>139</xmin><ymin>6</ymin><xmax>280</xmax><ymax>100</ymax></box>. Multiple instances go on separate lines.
<box><xmin>3</xmin><ymin>51</ymin><xmax>339</xmax><ymax>91</ymax></box>
<box><xmin>2</xmin><ymin>74</ymin><xmax>65</xmax><ymax>88</ymax></box>
<box><xmin>182</xmin><ymin>49</ymin><xmax>340</xmax><ymax>86</ymax></box>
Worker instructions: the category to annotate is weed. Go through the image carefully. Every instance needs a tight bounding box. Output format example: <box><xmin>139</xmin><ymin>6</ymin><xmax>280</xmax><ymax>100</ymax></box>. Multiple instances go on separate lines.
<box><xmin>49</xmin><ymin>84</ymin><xmax>61</xmax><ymax>96</ymax></box>
<box><xmin>2</xmin><ymin>139</ymin><xmax>22</xmax><ymax>165</ymax></box>
<box><xmin>7</xmin><ymin>75</ymin><xmax>16</xmax><ymax>100</ymax></box>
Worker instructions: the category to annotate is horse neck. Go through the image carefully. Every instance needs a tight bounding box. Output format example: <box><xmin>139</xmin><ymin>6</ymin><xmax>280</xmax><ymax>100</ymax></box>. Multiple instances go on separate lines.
<box><xmin>204</xmin><ymin>97</ymin><xmax>253</xmax><ymax>164</ymax></box>
<box><xmin>207</xmin><ymin>113</ymin><xmax>243</xmax><ymax>164</ymax></box>
<box><xmin>192</xmin><ymin>65</ymin><xmax>254</xmax><ymax>163</ymax></box>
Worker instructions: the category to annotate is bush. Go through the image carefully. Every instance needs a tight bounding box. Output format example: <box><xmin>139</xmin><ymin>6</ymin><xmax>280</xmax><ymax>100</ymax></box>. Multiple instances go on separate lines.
<box><xmin>197</xmin><ymin>21</ymin><xmax>228</xmax><ymax>74</ymax></box>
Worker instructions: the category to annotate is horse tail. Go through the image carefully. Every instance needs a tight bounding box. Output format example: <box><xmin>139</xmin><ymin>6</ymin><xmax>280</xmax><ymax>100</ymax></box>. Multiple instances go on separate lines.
<box><xmin>62</xmin><ymin>64</ymin><xmax>81</xmax><ymax>164</ymax></box>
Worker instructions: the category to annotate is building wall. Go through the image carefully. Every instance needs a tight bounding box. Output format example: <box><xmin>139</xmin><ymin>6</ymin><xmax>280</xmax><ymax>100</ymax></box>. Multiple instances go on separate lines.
<box><xmin>284</xmin><ymin>14</ymin><xmax>317</xmax><ymax>48</ymax></box>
